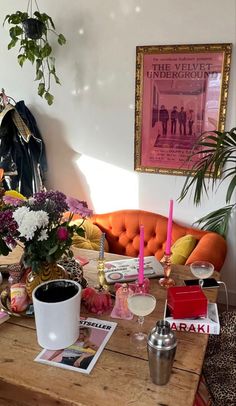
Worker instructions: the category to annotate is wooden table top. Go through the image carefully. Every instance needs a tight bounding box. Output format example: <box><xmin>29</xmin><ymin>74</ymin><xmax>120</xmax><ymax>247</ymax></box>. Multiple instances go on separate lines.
<box><xmin>0</xmin><ymin>248</ymin><xmax>219</xmax><ymax>406</ymax></box>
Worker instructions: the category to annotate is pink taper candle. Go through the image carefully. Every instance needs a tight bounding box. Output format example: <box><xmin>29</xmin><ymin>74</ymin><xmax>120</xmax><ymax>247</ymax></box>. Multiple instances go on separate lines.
<box><xmin>138</xmin><ymin>225</ymin><xmax>144</xmax><ymax>285</ymax></box>
<box><xmin>165</xmin><ymin>199</ymin><xmax>173</xmax><ymax>255</ymax></box>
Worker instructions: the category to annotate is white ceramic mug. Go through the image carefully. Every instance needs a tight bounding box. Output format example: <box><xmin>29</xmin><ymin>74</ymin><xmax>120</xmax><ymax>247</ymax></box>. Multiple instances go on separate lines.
<box><xmin>32</xmin><ymin>279</ymin><xmax>81</xmax><ymax>350</ymax></box>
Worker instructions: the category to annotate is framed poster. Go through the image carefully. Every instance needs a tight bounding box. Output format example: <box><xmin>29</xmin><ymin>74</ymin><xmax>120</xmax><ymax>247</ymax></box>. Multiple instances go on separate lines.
<box><xmin>134</xmin><ymin>43</ymin><xmax>232</xmax><ymax>175</ymax></box>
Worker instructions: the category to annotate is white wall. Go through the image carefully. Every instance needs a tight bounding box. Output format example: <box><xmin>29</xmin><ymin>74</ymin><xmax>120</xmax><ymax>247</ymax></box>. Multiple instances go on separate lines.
<box><xmin>0</xmin><ymin>0</ymin><xmax>235</xmax><ymax>304</ymax></box>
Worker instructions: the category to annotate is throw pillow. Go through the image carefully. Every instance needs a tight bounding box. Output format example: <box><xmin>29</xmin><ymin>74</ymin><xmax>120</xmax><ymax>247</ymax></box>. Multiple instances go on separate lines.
<box><xmin>170</xmin><ymin>234</ymin><xmax>198</xmax><ymax>265</ymax></box>
<box><xmin>71</xmin><ymin>219</ymin><xmax>109</xmax><ymax>252</ymax></box>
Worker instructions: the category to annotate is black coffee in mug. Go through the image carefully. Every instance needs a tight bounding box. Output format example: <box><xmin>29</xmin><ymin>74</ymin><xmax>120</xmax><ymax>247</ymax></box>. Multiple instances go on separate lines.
<box><xmin>35</xmin><ymin>280</ymin><xmax>79</xmax><ymax>303</ymax></box>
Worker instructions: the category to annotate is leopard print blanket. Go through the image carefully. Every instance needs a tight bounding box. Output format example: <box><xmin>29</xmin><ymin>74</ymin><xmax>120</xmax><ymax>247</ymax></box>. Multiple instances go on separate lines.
<box><xmin>203</xmin><ymin>310</ymin><xmax>236</xmax><ymax>406</ymax></box>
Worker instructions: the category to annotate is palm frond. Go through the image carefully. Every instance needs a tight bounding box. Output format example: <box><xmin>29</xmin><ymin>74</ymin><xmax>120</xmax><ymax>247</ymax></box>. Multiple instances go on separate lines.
<box><xmin>178</xmin><ymin>128</ymin><xmax>236</xmax><ymax>207</ymax></box>
<box><xmin>193</xmin><ymin>205</ymin><xmax>235</xmax><ymax>238</ymax></box>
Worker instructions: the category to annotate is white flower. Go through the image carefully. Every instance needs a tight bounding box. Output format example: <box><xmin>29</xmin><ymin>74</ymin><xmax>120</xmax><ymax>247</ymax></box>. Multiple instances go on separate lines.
<box><xmin>38</xmin><ymin>229</ymin><xmax>48</xmax><ymax>241</ymax></box>
<box><xmin>13</xmin><ymin>208</ymin><xmax>49</xmax><ymax>241</ymax></box>
<box><xmin>28</xmin><ymin>197</ymin><xmax>36</xmax><ymax>206</ymax></box>
<box><xmin>13</xmin><ymin>206</ymin><xmax>30</xmax><ymax>225</ymax></box>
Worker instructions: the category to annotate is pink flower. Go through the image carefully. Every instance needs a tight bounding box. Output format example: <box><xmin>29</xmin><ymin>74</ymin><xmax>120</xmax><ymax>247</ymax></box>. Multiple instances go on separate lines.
<box><xmin>82</xmin><ymin>287</ymin><xmax>112</xmax><ymax>314</ymax></box>
<box><xmin>3</xmin><ymin>195</ymin><xmax>25</xmax><ymax>207</ymax></box>
<box><xmin>66</xmin><ymin>196</ymin><xmax>93</xmax><ymax>218</ymax></box>
<box><xmin>56</xmin><ymin>226</ymin><xmax>69</xmax><ymax>241</ymax></box>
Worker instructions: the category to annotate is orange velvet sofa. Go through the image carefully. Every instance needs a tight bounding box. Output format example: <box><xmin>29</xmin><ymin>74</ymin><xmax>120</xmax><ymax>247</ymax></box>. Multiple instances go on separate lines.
<box><xmin>90</xmin><ymin>209</ymin><xmax>227</xmax><ymax>273</ymax></box>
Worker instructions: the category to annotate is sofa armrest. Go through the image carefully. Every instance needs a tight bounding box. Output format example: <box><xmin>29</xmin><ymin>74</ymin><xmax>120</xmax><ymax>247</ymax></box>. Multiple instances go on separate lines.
<box><xmin>185</xmin><ymin>232</ymin><xmax>227</xmax><ymax>272</ymax></box>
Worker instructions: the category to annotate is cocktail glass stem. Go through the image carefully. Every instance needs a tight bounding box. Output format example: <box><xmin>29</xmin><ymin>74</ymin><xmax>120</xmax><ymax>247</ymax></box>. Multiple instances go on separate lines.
<box><xmin>199</xmin><ymin>279</ymin><xmax>204</xmax><ymax>288</ymax></box>
<box><xmin>137</xmin><ymin>315</ymin><xmax>144</xmax><ymax>333</ymax></box>
<box><xmin>159</xmin><ymin>252</ymin><xmax>175</xmax><ymax>288</ymax></box>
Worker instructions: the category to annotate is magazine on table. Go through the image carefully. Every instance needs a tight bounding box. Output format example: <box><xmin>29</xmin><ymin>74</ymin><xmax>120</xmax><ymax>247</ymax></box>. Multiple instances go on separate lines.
<box><xmin>35</xmin><ymin>318</ymin><xmax>117</xmax><ymax>375</ymax></box>
<box><xmin>104</xmin><ymin>256</ymin><xmax>164</xmax><ymax>284</ymax></box>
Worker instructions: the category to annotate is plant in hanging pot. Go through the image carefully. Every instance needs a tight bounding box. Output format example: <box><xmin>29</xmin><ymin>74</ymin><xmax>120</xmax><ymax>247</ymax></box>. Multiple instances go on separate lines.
<box><xmin>3</xmin><ymin>4</ymin><xmax>66</xmax><ymax>105</ymax></box>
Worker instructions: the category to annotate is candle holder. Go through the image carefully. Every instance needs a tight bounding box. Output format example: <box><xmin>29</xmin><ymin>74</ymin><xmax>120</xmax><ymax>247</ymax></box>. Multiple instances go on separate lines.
<box><xmin>96</xmin><ymin>258</ymin><xmax>110</xmax><ymax>292</ymax></box>
<box><xmin>159</xmin><ymin>252</ymin><xmax>175</xmax><ymax>288</ymax></box>
<box><xmin>133</xmin><ymin>278</ymin><xmax>150</xmax><ymax>294</ymax></box>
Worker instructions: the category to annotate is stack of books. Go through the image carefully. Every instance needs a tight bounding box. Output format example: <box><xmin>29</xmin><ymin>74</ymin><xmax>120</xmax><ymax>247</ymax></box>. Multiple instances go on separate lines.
<box><xmin>164</xmin><ymin>301</ymin><xmax>220</xmax><ymax>335</ymax></box>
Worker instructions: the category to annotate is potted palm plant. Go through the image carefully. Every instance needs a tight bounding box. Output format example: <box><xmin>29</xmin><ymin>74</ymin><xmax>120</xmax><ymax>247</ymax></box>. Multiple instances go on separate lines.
<box><xmin>3</xmin><ymin>1</ymin><xmax>66</xmax><ymax>105</ymax></box>
<box><xmin>178</xmin><ymin>127</ymin><xmax>236</xmax><ymax>238</ymax></box>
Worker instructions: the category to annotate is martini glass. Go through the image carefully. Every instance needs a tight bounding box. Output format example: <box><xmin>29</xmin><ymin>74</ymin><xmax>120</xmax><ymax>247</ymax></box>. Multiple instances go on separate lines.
<box><xmin>127</xmin><ymin>292</ymin><xmax>156</xmax><ymax>348</ymax></box>
<box><xmin>190</xmin><ymin>261</ymin><xmax>214</xmax><ymax>288</ymax></box>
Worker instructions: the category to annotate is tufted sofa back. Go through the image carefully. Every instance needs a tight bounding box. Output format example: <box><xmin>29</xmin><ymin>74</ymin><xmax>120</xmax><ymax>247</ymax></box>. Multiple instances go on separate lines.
<box><xmin>91</xmin><ymin>209</ymin><xmax>227</xmax><ymax>272</ymax></box>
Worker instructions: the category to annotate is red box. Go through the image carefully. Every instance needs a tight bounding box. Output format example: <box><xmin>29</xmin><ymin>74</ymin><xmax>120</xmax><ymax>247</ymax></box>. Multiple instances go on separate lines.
<box><xmin>167</xmin><ymin>286</ymin><xmax>207</xmax><ymax>319</ymax></box>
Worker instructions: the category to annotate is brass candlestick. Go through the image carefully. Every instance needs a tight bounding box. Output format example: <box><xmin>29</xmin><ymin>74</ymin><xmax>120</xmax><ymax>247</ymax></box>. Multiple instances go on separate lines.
<box><xmin>97</xmin><ymin>258</ymin><xmax>110</xmax><ymax>291</ymax></box>
<box><xmin>159</xmin><ymin>252</ymin><xmax>175</xmax><ymax>288</ymax></box>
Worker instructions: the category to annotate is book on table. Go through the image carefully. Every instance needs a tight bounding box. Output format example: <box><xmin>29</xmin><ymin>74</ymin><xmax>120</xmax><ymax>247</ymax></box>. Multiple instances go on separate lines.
<box><xmin>35</xmin><ymin>317</ymin><xmax>117</xmax><ymax>374</ymax></box>
<box><xmin>104</xmin><ymin>256</ymin><xmax>164</xmax><ymax>284</ymax></box>
<box><xmin>164</xmin><ymin>301</ymin><xmax>220</xmax><ymax>335</ymax></box>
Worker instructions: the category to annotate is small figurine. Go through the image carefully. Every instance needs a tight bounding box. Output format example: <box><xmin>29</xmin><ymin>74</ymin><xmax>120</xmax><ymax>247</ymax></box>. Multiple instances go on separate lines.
<box><xmin>110</xmin><ymin>283</ymin><xmax>133</xmax><ymax>320</ymax></box>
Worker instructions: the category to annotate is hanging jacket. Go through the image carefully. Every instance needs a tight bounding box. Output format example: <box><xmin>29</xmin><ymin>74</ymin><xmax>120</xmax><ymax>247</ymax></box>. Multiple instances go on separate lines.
<box><xmin>0</xmin><ymin>101</ymin><xmax>47</xmax><ymax>197</ymax></box>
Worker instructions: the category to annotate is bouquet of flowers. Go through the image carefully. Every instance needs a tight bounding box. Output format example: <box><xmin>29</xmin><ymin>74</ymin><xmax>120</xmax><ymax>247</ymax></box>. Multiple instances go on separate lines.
<box><xmin>0</xmin><ymin>189</ymin><xmax>92</xmax><ymax>273</ymax></box>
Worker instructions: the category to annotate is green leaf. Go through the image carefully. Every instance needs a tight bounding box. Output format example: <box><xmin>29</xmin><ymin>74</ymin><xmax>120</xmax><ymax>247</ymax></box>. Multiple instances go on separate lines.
<box><xmin>33</xmin><ymin>11</ymin><xmax>43</xmax><ymax>21</ymax></box>
<box><xmin>38</xmin><ymin>83</ymin><xmax>45</xmax><ymax>97</ymax></box>
<box><xmin>9</xmin><ymin>25</ymin><xmax>23</xmax><ymax>38</ymax></box>
<box><xmin>194</xmin><ymin>205</ymin><xmax>234</xmax><ymax>238</ymax></box>
<box><xmin>0</xmin><ymin>239</ymin><xmax>11</xmax><ymax>256</ymax></box>
<box><xmin>35</xmin><ymin>69</ymin><xmax>43</xmax><ymax>80</ymax></box>
<box><xmin>27</xmin><ymin>51</ymin><xmax>35</xmax><ymax>64</ymax></box>
<box><xmin>48</xmin><ymin>244</ymin><xmax>59</xmax><ymax>255</ymax></box>
<box><xmin>52</xmin><ymin>71</ymin><xmax>61</xmax><ymax>84</ymax></box>
<box><xmin>36</xmin><ymin>58</ymin><xmax>42</xmax><ymax>71</ymax></box>
<box><xmin>8</xmin><ymin>38</ymin><xmax>18</xmax><ymax>50</ymax></box>
<box><xmin>41</xmin><ymin>43</ymin><xmax>52</xmax><ymax>58</ymax></box>
<box><xmin>44</xmin><ymin>92</ymin><xmax>54</xmax><ymax>105</ymax></box>
<box><xmin>58</xmin><ymin>34</ymin><xmax>66</xmax><ymax>45</ymax></box>
<box><xmin>3</xmin><ymin>14</ymin><xmax>10</xmax><ymax>26</ymax></box>
<box><xmin>17</xmin><ymin>54</ymin><xmax>26</xmax><ymax>67</ymax></box>
<box><xmin>8</xmin><ymin>13</ymin><xmax>24</xmax><ymax>25</ymax></box>
<box><xmin>32</xmin><ymin>44</ymin><xmax>41</xmax><ymax>58</ymax></box>
<box><xmin>226</xmin><ymin>175</ymin><xmax>236</xmax><ymax>202</ymax></box>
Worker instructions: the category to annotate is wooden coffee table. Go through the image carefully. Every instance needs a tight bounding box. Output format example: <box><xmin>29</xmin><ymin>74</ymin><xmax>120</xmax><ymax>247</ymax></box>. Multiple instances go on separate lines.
<box><xmin>0</xmin><ymin>248</ymin><xmax>219</xmax><ymax>406</ymax></box>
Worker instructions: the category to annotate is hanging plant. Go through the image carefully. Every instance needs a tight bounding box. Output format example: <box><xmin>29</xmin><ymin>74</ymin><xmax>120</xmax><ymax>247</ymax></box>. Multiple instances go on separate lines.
<box><xmin>3</xmin><ymin>0</ymin><xmax>66</xmax><ymax>105</ymax></box>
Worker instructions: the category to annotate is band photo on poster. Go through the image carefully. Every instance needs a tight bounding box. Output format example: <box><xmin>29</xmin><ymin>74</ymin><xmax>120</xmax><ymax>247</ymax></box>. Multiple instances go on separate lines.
<box><xmin>134</xmin><ymin>43</ymin><xmax>232</xmax><ymax>175</ymax></box>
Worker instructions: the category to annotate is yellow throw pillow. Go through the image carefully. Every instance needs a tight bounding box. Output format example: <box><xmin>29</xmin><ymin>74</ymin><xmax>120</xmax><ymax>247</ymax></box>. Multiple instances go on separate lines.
<box><xmin>170</xmin><ymin>235</ymin><xmax>198</xmax><ymax>265</ymax></box>
<box><xmin>71</xmin><ymin>219</ymin><xmax>109</xmax><ymax>252</ymax></box>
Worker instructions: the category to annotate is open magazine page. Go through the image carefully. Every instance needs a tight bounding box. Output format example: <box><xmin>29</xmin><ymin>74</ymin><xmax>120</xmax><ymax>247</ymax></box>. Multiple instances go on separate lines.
<box><xmin>104</xmin><ymin>256</ymin><xmax>164</xmax><ymax>284</ymax></box>
<box><xmin>34</xmin><ymin>318</ymin><xmax>117</xmax><ymax>375</ymax></box>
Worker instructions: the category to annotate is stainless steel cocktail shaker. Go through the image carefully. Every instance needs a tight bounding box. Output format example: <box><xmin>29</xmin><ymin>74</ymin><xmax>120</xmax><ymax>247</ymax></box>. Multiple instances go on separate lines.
<box><xmin>147</xmin><ymin>320</ymin><xmax>177</xmax><ymax>385</ymax></box>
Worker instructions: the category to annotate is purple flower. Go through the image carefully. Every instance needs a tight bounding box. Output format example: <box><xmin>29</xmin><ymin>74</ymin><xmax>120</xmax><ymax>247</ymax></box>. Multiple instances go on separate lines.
<box><xmin>66</xmin><ymin>196</ymin><xmax>93</xmax><ymax>217</ymax></box>
<box><xmin>57</xmin><ymin>226</ymin><xmax>69</xmax><ymax>241</ymax></box>
<box><xmin>0</xmin><ymin>210</ymin><xmax>18</xmax><ymax>235</ymax></box>
<box><xmin>33</xmin><ymin>191</ymin><xmax>68</xmax><ymax>213</ymax></box>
